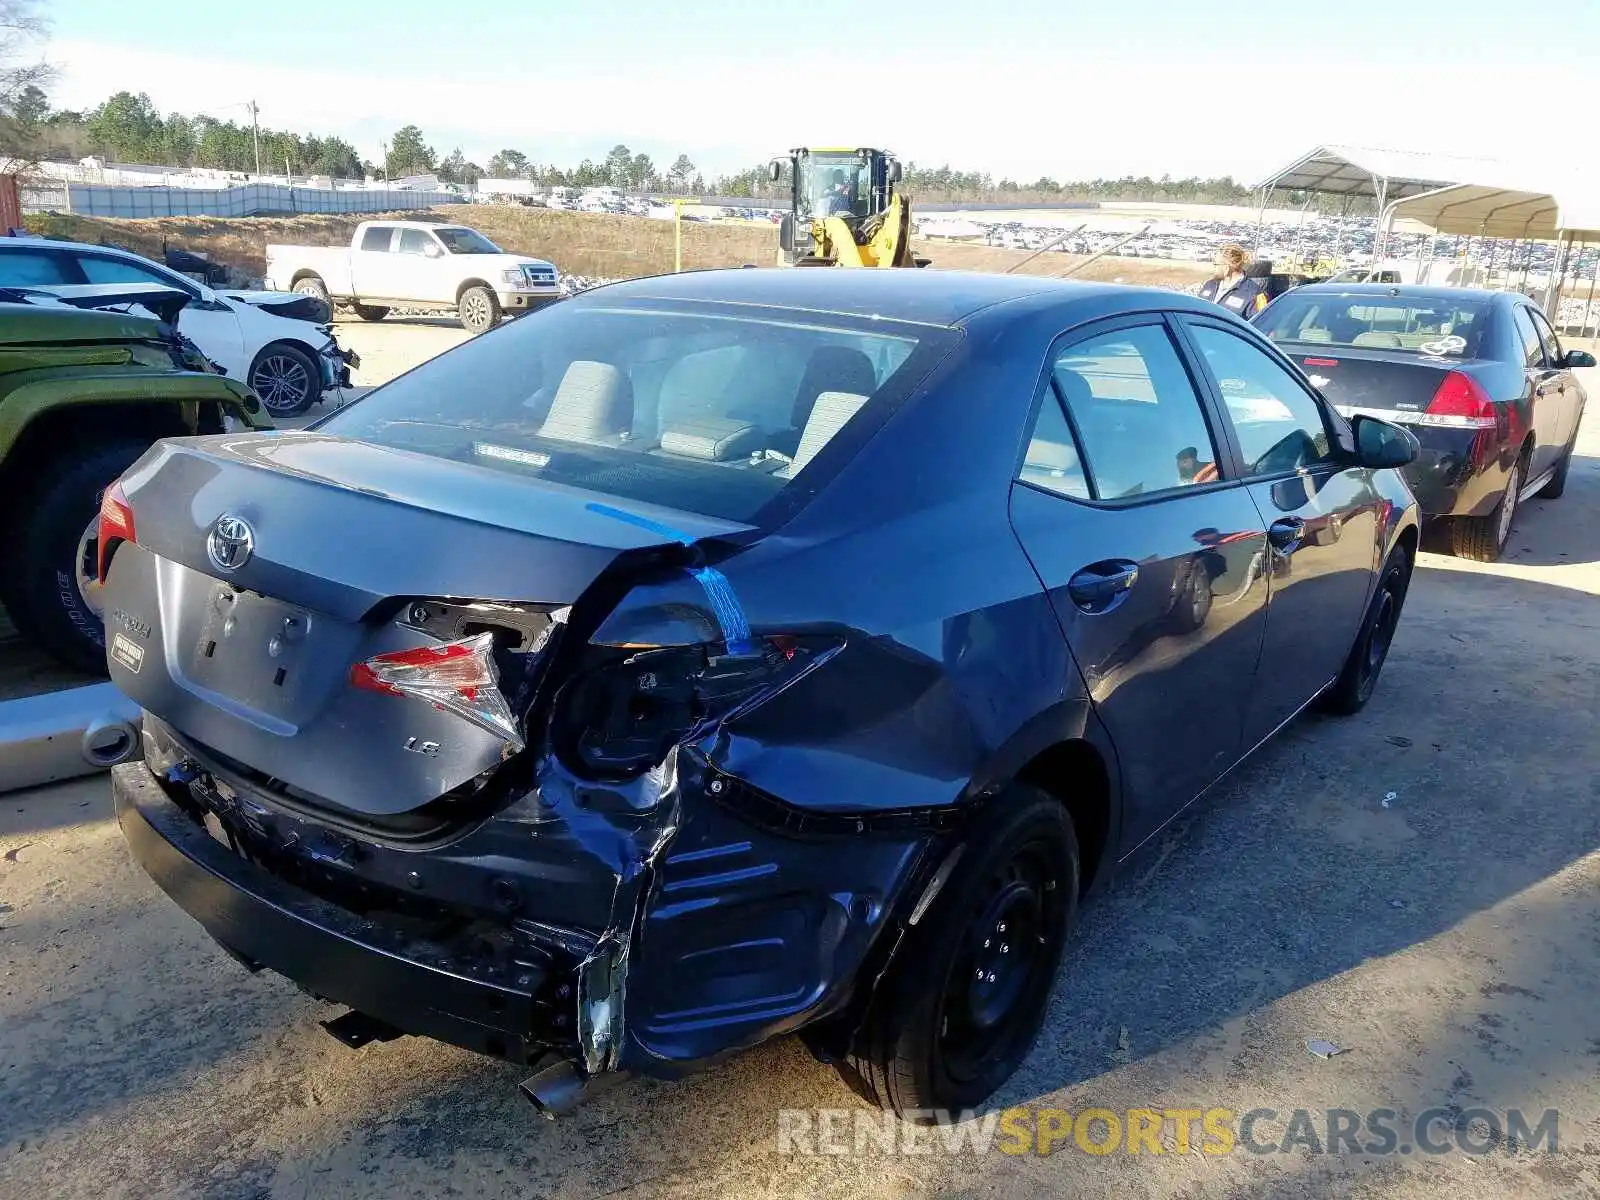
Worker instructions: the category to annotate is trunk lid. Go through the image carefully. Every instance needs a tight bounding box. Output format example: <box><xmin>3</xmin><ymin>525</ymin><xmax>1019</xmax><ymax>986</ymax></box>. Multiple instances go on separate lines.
<box><xmin>105</xmin><ymin>431</ymin><xmax>752</xmax><ymax>818</ymax></box>
<box><xmin>1282</xmin><ymin>343</ymin><xmax>1486</xmax><ymax>419</ymax></box>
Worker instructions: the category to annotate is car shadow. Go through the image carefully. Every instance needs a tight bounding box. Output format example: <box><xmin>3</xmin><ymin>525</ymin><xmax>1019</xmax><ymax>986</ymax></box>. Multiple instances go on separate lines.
<box><xmin>995</xmin><ymin>556</ymin><xmax>1600</xmax><ymax>1102</ymax></box>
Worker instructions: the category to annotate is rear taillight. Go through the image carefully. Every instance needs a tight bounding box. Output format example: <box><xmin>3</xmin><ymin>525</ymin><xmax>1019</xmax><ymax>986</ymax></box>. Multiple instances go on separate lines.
<box><xmin>555</xmin><ymin>635</ymin><xmax>835</xmax><ymax>780</ymax></box>
<box><xmin>97</xmin><ymin>481</ymin><xmax>135</xmax><ymax>583</ymax></box>
<box><xmin>351</xmin><ymin>632</ymin><xmax>524</xmax><ymax>750</ymax></box>
<box><xmin>1421</xmin><ymin>372</ymin><xmax>1496</xmax><ymax>429</ymax></box>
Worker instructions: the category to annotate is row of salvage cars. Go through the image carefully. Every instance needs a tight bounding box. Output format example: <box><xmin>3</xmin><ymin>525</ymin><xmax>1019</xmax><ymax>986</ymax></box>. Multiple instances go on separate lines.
<box><xmin>0</xmin><ymin>247</ymin><xmax>356</xmax><ymax>673</ymax></box>
<box><xmin>20</xmin><ymin>266</ymin><xmax>1588</xmax><ymax>1123</ymax></box>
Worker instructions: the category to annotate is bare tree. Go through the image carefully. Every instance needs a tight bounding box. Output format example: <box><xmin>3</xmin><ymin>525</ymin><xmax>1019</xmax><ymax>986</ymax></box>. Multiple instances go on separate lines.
<box><xmin>0</xmin><ymin>0</ymin><xmax>54</xmax><ymax>171</ymax></box>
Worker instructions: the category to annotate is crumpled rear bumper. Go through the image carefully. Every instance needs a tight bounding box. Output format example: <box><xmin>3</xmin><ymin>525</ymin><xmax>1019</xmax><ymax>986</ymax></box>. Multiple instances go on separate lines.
<box><xmin>113</xmin><ymin>759</ymin><xmax>555</xmax><ymax>1064</ymax></box>
<box><xmin>113</xmin><ymin>727</ymin><xmax>946</xmax><ymax>1083</ymax></box>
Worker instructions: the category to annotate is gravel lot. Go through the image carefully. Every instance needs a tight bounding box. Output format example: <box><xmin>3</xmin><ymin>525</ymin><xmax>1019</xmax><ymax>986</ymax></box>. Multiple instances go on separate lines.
<box><xmin>2</xmin><ymin>323</ymin><xmax>1597</xmax><ymax>1199</ymax></box>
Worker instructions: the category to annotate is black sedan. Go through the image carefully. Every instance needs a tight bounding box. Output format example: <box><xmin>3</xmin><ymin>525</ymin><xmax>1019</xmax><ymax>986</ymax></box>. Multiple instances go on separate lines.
<box><xmin>1254</xmin><ymin>284</ymin><xmax>1591</xmax><ymax>561</ymax></box>
<box><xmin>99</xmin><ymin>269</ymin><xmax>1420</xmax><ymax>1121</ymax></box>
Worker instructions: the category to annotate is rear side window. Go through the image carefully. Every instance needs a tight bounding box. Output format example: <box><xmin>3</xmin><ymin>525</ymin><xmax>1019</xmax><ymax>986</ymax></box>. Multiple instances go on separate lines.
<box><xmin>1188</xmin><ymin>324</ymin><xmax>1332</xmax><ymax>476</ymax></box>
<box><xmin>0</xmin><ymin>250</ymin><xmax>73</xmax><ymax>285</ymax></box>
<box><xmin>318</xmin><ymin>301</ymin><xmax>948</xmax><ymax>525</ymax></box>
<box><xmin>1045</xmin><ymin>323</ymin><xmax>1220</xmax><ymax>501</ymax></box>
<box><xmin>1510</xmin><ymin>306</ymin><xmax>1545</xmax><ymax>368</ymax></box>
<box><xmin>1526</xmin><ymin>306</ymin><xmax>1563</xmax><ymax>366</ymax></box>
<box><xmin>80</xmin><ymin>255</ymin><xmax>187</xmax><ymax>292</ymax></box>
<box><xmin>360</xmin><ymin>227</ymin><xmax>394</xmax><ymax>252</ymax></box>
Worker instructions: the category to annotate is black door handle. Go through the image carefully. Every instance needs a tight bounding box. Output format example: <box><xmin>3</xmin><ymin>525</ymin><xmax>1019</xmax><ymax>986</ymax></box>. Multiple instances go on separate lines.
<box><xmin>1268</xmin><ymin>517</ymin><xmax>1304</xmax><ymax>552</ymax></box>
<box><xmin>1068</xmin><ymin>560</ymin><xmax>1139</xmax><ymax>613</ymax></box>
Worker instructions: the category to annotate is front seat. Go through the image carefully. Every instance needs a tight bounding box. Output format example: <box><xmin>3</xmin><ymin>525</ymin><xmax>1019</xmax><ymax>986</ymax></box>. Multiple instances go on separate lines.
<box><xmin>777</xmin><ymin>391</ymin><xmax>869</xmax><ymax>479</ymax></box>
<box><xmin>538</xmin><ymin>360</ymin><xmax>633</xmax><ymax>446</ymax></box>
<box><xmin>790</xmin><ymin>345</ymin><xmax>878</xmax><ymax>436</ymax></box>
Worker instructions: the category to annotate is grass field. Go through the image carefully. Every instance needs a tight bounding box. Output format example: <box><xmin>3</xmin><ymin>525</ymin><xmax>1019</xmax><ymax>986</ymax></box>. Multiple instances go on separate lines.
<box><xmin>22</xmin><ymin>206</ymin><xmax>1212</xmax><ymax>290</ymax></box>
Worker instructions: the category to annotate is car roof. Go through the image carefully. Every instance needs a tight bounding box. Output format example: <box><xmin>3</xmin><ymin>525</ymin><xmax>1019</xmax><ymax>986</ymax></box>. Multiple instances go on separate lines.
<box><xmin>0</xmin><ymin>237</ymin><xmax>138</xmax><ymax>257</ymax></box>
<box><xmin>1287</xmin><ymin>282</ymin><xmax>1514</xmax><ymax>304</ymax></box>
<box><xmin>575</xmin><ymin>267</ymin><xmax>1197</xmax><ymax>328</ymax></box>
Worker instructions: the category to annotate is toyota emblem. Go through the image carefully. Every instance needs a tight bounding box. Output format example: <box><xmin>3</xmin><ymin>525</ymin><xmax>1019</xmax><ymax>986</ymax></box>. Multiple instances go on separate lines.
<box><xmin>206</xmin><ymin>513</ymin><xmax>255</xmax><ymax>572</ymax></box>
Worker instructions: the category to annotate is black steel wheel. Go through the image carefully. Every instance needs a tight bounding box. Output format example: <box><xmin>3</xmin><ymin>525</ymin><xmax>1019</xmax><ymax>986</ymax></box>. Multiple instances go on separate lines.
<box><xmin>844</xmin><ymin>788</ymin><xmax>1078</xmax><ymax>1120</ymax></box>
<box><xmin>1320</xmin><ymin>546</ymin><xmax>1412</xmax><ymax>715</ymax></box>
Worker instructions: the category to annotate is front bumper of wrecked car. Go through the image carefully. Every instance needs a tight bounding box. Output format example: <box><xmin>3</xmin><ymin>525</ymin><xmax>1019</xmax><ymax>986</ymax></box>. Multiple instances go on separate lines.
<box><xmin>115</xmin><ymin>714</ymin><xmax>951</xmax><ymax>1087</ymax></box>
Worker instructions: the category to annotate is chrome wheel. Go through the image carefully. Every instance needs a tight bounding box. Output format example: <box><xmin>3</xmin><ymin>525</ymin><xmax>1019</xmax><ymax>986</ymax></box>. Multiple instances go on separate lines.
<box><xmin>74</xmin><ymin>509</ymin><xmax>105</xmax><ymax>621</ymax></box>
<box><xmin>251</xmin><ymin>352</ymin><xmax>313</xmax><ymax>415</ymax></box>
<box><xmin>461</xmin><ymin>290</ymin><xmax>493</xmax><ymax>332</ymax></box>
<box><xmin>1495</xmin><ymin>462</ymin><xmax>1519</xmax><ymax>548</ymax></box>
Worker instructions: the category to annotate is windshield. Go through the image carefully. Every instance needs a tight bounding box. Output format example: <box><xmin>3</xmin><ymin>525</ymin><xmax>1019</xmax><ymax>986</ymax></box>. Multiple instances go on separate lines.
<box><xmin>434</xmin><ymin>227</ymin><xmax>502</xmax><ymax>254</ymax></box>
<box><xmin>799</xmin><ymin>154</ymin><xmax>873</xmax><ymax>221</ymax></box>
<box><xmin>317</xmin><ymin>301</ymin><xmax>948</xmax><ymax>525</ymax></box>
<box><xmin>1256</xmin><ymin>293</ymin><xmax>1491</xmax><ymax>358</ymax></box>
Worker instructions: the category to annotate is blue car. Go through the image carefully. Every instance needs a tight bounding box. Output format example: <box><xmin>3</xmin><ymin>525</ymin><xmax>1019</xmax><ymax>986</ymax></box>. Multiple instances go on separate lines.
<box><xmin>99</xmin><ymin>268</ymin><xmax>1420</xmax><ymax>1120</ymax></box>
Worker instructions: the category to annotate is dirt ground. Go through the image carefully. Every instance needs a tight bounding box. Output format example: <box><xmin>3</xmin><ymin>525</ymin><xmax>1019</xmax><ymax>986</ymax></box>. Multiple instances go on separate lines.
<box><xmin>1</xmin><ymin>326</ymin><xmax>1597</xmax><ymax>1198</ymax></box>
<box><xmin>23</xmin><ymin>207</ymin><xmax>1211</xmax><ymax>290</ymax></box>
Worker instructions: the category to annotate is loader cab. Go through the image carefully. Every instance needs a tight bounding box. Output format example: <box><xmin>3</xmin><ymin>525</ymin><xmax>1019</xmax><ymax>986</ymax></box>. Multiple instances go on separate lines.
<box><xmin>773</xmin><ymin>147</ymin><xmax>902</xmax><ymax>264</ymax></box>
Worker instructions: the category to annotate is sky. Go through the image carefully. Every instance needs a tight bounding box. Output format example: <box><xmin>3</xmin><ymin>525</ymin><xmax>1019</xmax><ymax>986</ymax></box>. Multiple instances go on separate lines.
<box><xmin>41</xmin><ymin>0</ymin><xmax>1600</xmax><ymax>185</ymax></box>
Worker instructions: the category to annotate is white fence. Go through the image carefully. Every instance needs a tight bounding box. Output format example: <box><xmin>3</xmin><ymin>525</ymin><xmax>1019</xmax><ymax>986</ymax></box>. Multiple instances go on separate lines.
<box><xmin>20</xmin><ymin>182</ymin><xmax>465</xmax><ymax>219</ymax></box>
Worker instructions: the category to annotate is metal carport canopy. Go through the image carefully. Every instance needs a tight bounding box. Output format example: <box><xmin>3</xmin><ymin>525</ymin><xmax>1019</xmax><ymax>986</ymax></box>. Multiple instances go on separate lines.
<box><xmin>1386</xmin><ymin>184</ymin><xmax>1560</xmax><ymax>239</ymax></box>
<box><xmin>1252</xmin><ymin>144</ymin><xmax>1497</xmax><ymax>201</ymax></box>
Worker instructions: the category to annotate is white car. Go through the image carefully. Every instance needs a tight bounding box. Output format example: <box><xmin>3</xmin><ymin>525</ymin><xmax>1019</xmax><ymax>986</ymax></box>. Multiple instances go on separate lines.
<box><xmin>263</xmin><ymin>220</ymin><xmax>563</xmax><ymax>334</ymax></box>
<box><xmin>0</xmin><ymin>238</ymin><xmax>352</xmax><ymax>417</ymax></box>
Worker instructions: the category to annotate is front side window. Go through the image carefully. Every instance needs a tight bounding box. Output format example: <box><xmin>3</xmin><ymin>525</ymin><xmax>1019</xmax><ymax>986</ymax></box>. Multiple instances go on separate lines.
<box><xmin>434</xmin><ymin>227</ymin><xmax>500</xmax><ymax>254</ymax></box>
<box><xmin>1187</xmin><ymin>323</ymin><xmax>1332</xmax><ymax>476</ymax></box>
<box><xmin>396</xmin><ymin>228</ymin><xmax>435</xmax><ymax>255</ymax></box>
<box><xmin>1047</xmin><ymin>323</ymin><xmax>1220</xmax><ymax>501</ymax></box>
<box><xmin>318</xmin><ymin>301</ymin><xmax>948</xmax><ymax>525</ymax></box>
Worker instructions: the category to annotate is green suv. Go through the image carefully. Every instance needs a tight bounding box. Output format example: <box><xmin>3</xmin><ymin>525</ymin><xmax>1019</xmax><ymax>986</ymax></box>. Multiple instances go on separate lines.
<box><xmin>0</xmin><ymin>285</ymin><xmax>269</xmax><ymax>673</ymax></box>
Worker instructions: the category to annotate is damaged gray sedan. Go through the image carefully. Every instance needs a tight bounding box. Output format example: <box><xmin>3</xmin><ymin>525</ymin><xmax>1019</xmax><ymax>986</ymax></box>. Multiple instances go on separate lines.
<box><xmin>100</xmin><ymin>268</ymin><xmax>1421</xmax><ymax>1119</ymax></box>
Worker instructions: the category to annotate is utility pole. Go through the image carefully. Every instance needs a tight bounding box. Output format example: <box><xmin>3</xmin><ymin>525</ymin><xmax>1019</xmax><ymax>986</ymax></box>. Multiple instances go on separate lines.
<box><xmin>247</xmin><ymin>100</ymin><xmax>262</xmax><ymax>178</ymax></box>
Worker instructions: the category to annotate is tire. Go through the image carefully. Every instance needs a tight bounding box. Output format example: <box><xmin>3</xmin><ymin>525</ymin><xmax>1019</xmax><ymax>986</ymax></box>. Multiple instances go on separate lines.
<box><xmin>351</xmin><ymin>304</ymin><xmax>389</xmax><ymax>322</ymax></box>
<box><xmin>1537</xmin><ymin>432</ymin><xmax>1577</xmax><ymax>499</ymax></box>
<box><xmin>1171</xmin><ymin>561</ymin><xmax>1214</xmax><ymax>633</ymax></box>
<box><xmin>292</xmin><ymin>275</ymin><xmax>329</xmax><ymax>305</ymax></box>
<box><xmin>248</xmin><ymin>341</ymin><xmax>321</xmax><ymax>418</ymax></box>
<box><xmin>1319</xmin><ymin>545</ymin><xmax>1413</xmax><ymax>716</ymax></box>
<box><xmin>458</xmin><ymin>284</ymin><xmax>501</xmax><ymax>335</ymax></box>
<box><xmin>4</xmin><ymin>440</ymin><xmax>151</xmax><ymax>675</ymax></box>
<box><xmin>1449</xmin><ymin>458</ymin><xmax>1520</xmax><ymax>562</ymax></box>
<box><xmin>844</xmin><ymin>788</ymin><xmax>1078</xmax><ymax>1121</ymax></box>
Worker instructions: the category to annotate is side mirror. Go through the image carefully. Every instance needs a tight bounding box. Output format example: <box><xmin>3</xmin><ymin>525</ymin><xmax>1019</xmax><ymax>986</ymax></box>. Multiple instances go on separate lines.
<box><xmin>423</xmin><ymin>242</ymin><xmax>443</xmax><ymax>258</ymax></box>
<box><xmin>889</xmin><ymin>160</ymin><xmax>903</xmax><ymax>184</ymax></box>
<box><xmin>1563</xmin><ymin>349</ymin><xmax>1596</xmax><ymax>369</ymax></box>
<box><xmin>1352</xmin><ymin>414</ymin><xmax>1419</xmax><ymax>469</ymax></box>
<box><xmin>768</xmin><ymin>160</ymin><xmax>783</xmax><ymax>183</ymax></box>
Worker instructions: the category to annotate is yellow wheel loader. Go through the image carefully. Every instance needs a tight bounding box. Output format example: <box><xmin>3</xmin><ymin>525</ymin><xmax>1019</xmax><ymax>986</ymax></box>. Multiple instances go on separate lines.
<box><xmin>770</xmin><ymin>147</ymin><xmax>929</xmax><ymax>268</ymax></box>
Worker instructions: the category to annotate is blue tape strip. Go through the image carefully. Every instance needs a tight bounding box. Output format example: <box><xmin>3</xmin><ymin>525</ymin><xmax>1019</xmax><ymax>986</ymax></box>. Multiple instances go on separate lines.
<box><xmin>586</xmin><ymin>502</ymin><xmax>754</xmax><ymax>654</ymax></box>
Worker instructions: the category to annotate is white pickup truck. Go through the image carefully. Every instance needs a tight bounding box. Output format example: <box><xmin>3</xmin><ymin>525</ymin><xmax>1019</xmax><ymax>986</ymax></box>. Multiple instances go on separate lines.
<box><xmin>264</xmin><ymin>220</ymin><xmax>562</xmax><ymax>334</ymax></box>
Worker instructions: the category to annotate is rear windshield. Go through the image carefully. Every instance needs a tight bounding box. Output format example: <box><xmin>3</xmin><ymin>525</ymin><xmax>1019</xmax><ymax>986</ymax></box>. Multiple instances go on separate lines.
<box><xmin>317</xmin><ymin>300</ymin><xmax>948</xmax><ymax>524</ymax></box>
<box><xmin>1256</xmin><ymin>293</ymin><xmax>1490</xmax><ymax>358</ymax></box>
